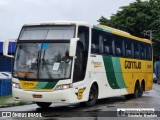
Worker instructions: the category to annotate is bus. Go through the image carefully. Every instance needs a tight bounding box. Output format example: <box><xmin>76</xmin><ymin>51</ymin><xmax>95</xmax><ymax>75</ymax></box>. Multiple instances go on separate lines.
<box><xmin>3</xmin><ymin>21</ymin><xmax>153</xmax><ymax>108</ymax></box>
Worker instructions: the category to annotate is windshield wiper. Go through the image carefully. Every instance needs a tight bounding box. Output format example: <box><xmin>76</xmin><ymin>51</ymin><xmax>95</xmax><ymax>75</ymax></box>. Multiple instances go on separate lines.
<box><xmin>42</xmin><ymin>59</ymin><xmax>53</xmax><ymax>79</ymax></box>
<box><xmin>42</xmin><ymin>49</ymin><xmax>53</xmax><ymax>79</ymax></box>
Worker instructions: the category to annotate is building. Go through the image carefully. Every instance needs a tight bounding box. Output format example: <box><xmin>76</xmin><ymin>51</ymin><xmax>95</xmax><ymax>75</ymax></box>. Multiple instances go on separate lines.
<box><xmin>0</xmin><ymin>41</ymin><xmax>16</xmax><ymax>72</ymax></box>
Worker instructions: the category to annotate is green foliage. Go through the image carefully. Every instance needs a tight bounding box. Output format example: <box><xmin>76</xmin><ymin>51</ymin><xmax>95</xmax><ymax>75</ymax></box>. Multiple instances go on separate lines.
<box><xmin>98</xmin><ymin>0</ymin><xmax>160</xmax><ymax>56</ymax></box>
<box><xmin>0</xmin><ymin>95</ymin><xmax>29</xmax><ymax>107</ymax></box>
<box><xmin>4</xmin><ymin>101</ymin><xmax>29</xmax><ymax>107</ymax></box>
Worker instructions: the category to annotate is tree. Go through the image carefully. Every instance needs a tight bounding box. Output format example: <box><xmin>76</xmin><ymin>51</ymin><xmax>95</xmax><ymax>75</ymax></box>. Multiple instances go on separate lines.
<box><xmin>98</xmin><ymin>0</ymin><xmax>160</xmax><ymax>56</ymax></box>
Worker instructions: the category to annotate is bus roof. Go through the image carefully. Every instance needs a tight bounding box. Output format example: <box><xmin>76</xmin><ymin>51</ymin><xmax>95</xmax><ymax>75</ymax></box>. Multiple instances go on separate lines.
<box><xmin>23</xmin><ymin>21</ymin><xmax>151</xmax><ymax>44</ymax></box>
<box><xmin>95</xmin><ymin>24</ymin><xmax>151</xmax><ymax>44</ymax></box>
<box><xmin>23</xmin><ymin>21</ymin><xmax>91</xmax><ymax>27</ymax></box>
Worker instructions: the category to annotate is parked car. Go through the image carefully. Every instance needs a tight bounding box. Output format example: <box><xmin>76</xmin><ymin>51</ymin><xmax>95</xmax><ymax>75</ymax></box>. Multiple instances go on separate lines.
<box><xmin>153</xmin><ymin>73</ymin><xmax>157</xmax><ymax>83</ymax></box>
<box><xmin>0</xmin><ymin>72</ymin><xmax>11</xmax><ymax>79</ymax></box>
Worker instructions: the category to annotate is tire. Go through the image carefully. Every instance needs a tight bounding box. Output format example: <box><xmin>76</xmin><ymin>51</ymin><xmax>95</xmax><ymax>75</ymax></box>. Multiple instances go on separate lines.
<box><xmin>134</xmin><ymin>83</ymin><xmax>141</xmax><ymax>98</ymax></box>
<box><xmin>139</xmin><ymin>82</ymin><xmax>144</xmax><ymax>97</ymax></box>
<box><xmin>85</xmin><ymin>85</ymin><xmax>98</xmax><ymax>107</ymax></box>
<box><xmin>125</xmin><ymin>82</ymin><xmax>142</xmax><ymax>99</ymax></box>
<box><xmin>36</xmin><ymin>102</ymin><xmax>52</xmax><ymax>108</ymax></box>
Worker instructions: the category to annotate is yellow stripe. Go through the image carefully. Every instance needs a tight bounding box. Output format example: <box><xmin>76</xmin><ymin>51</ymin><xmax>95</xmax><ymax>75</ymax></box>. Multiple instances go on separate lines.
<box><xmin>94</xmin><ymin>65</ymin><xmax>103</xmax><ymax>68</ymax></box>
<box><xmin>98</xmin><ymin>24</ymin><xmax>151</xmax><ymax>44</ymax></box>
<box><xmin>21</xmin><ymin>88</ymin><xmax>53</xmax><ymax>92</ymax></box>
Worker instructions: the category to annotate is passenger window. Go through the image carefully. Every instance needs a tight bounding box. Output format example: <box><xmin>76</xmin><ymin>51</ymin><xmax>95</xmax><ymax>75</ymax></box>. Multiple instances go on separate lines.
<box><xmin>134</xmin><ymin>42</ymin><xmax>140</xmax><ymax>59</ymax></box>
<box><xmin>125</xmin><ymin>41</ymin><xmax>132</xmax><ymax>58</ymax></box>
<box><xmin>104</xmin><ymin>46</ymin><xmax>109</xmax><ymax>54</ymax></box>
<box><xmin>140</xmin><ymin>44</ymin><xmax>146</xmax><ymax>59</ymax></box>
<box><xmin>146</xmin><ymin>45</ymin><xmax>152</xmax><ymax>60</ymax></box>
<box><xmin>91</xmin><ymin>29</ymin><xmax>99</xmax><ymax>54</ymax></box>
<box><xmin>99</xmin><ymin>35</ymin><xmax>104</xmax><ymax>54</ymax></box>
<box><xmin>91</xmin><ymin>44</ymin><xmax>98</xmax><ymax>53</ymax></box>
<box><xmin>103</xmin><ymin>33</ymin><xmax>114</xmax><ymax>55</ymax></box>
<box><xmin>114</xmin><ymin>36</ymin><xmax>123</xmax><ymax>56</ymax></box>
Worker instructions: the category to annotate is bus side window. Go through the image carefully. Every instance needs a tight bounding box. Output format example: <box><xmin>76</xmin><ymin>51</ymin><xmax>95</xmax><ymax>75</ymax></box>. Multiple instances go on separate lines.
<box><xmin>133</xmin><ymin>42</ymin><xmax>140</xmax><ymax>59</ymax></box>
<box><xmin>116</xmin><ymin>48</ymin><xmax>121</xmax><ymax>56</ymax></box>
<box><xmin>125</xmin><ymin>40</ymin><xmax>132</xmax><ymax>58</ymax></box>
<box><xmin>104</xmin><ymin>46</ymin><xmax>109</xmax><ymax>54</ymax></box>
<box><xmin>91</xmin><ymin>29</ymin><xmax>101</xmax><ymax>54</ymax></box>
<box><xmin>91</xmin><ymin>44</ymin><xmax>98</xmax><ymax>53</ymax></box>
<box><xmin>140</xmin><ymin>44</ymin><xmax>146</xmax><ymax>59</ymax></box>
<box><xmin>99</xmin><ymin>35</ymin><xmax>104</xmax><ymax>54</ymax></box>
<box><xmin>114</xmin><ymin>35</ymin><xmax>123</xmax><ymax>57</ymax></box>
<box><xmin>126</xmin><ymin>50</ymin><xmax>131</xmax><ymax>57</ymax></box>
<box><xmin>146</xmin><ymin>45</ymin><xmax>152</xmax><ymax>60</ymax></box>
<box><xmin>103</xmin><ymin>33</ymin><xmax>114</xmax><ymax>56</ymax></box>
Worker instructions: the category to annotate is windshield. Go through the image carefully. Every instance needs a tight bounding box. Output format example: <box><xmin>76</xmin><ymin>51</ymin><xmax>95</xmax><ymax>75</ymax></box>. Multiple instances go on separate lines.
<box><xmin>19</xmin><ymin>25</ymin><xmax>75</xmax><ymax>40</ymax></box>
<box><xmin>13</xmin><ymin>43</ymin><xmax>72</xmax><ymax>80</ymax></box>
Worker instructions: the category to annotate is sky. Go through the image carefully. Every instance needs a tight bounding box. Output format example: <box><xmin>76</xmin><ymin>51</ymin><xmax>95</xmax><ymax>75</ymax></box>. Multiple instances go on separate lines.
<box><xmin>0</xmin><ymin>0</ymin><xmax>136</xmax><ymax>41</ymax></box>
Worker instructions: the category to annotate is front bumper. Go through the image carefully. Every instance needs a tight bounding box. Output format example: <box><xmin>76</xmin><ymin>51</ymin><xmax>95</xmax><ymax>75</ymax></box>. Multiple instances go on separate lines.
<box><xmin>12</xmin><ymin>87</ymin><xmax>74</xmax><ymax>103</ymax></box>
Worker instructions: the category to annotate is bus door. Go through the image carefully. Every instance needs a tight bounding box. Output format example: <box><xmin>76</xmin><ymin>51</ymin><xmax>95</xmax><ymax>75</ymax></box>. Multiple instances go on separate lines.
<box><xmin>72</xmin><ymin>26</ymin><xmax>89</xmax><ymax>83</ymax></box>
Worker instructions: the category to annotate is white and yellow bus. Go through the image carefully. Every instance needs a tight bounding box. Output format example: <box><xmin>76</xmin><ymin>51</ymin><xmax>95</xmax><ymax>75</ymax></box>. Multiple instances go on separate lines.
<box><xmin>3</xmin><ymin>21</ymin><xmax>153</xmax><ymax>108</ymax></box>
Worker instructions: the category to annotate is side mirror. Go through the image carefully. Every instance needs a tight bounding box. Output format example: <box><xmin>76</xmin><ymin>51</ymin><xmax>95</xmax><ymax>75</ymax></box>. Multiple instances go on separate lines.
<box><xmin>69</xmin><ymin>38</ymin><xmax>79</xmax><ymax>57</ymax></box>
<box><xmin>3</xmin><ymin>39</ymin><xmax>15</xmax><ymax>58</ymax></box>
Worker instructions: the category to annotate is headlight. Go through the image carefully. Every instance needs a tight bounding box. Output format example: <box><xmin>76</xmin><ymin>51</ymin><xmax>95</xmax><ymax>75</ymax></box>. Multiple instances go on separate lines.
<box><xmin>12</xmin><ymin>82</ymin><xmax>22</xmax><ymax>89</ymax></box>
<box><xmin>55</xmin><ymin>83</ymin><xmax>73</xmax><ymax>90</ymax></box>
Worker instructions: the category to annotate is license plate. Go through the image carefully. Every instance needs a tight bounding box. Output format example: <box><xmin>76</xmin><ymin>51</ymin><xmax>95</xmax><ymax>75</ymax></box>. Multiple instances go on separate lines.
<box><xmin>33</xmin><ymin>94</ymin><xmax>42</xmax><ymax>98</ymax></box>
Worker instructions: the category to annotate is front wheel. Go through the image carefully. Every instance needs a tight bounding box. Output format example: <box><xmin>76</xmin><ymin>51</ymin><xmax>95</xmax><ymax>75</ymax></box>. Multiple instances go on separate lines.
<box><xmin>85</xmin><ymin>85</ymin><xmax>98</xmax><ymax>107</ymax></box>
<box><xmin>36</xmin><ymin>102</ymin><xmax>52</xmax><ymax>108</ymax></box>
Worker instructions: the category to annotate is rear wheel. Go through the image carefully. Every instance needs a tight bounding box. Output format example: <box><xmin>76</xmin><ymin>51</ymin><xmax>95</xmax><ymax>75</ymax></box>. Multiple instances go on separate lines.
<box><xmin>134</xmin><ymin>82</ymin><xmax>142</xmax><ymax>98</ymax></box>
<box><xmin>125</xmin><ymin>82</ymin><xmax>142</xmax><ymax>99</ymax></box>
<box><xmin>36</xmin><ymin>102</ymin><xmax>52</xmax><ymax>108</ymax></box>
<box><xmin>139</xmin><ymin>82</ymin><xmax>145</xmax><ymax>97</ymax></box>
<box><xmin>85</xmin><ymin>85</ymin><xmax>98</xmax><ymax>107</ymax></box>
<box><xmin>134</xmin><ymin>84</ymin><xmax>139</xmax><ymax>98</ymax></box>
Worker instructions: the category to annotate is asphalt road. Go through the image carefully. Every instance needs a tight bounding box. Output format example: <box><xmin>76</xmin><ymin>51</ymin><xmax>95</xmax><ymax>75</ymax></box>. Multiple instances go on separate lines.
<box><xmin>1</xmin><ymin>83</ymin><xmax>160</xmax><ymax>120</ymax></box>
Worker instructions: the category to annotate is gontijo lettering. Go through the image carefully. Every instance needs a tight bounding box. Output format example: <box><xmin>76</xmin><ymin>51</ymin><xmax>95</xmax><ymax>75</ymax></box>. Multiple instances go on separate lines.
<box><xmin>125</xmin><ymin>60</ymin><xmax>141</xmax><ymax>69</ymax></box>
